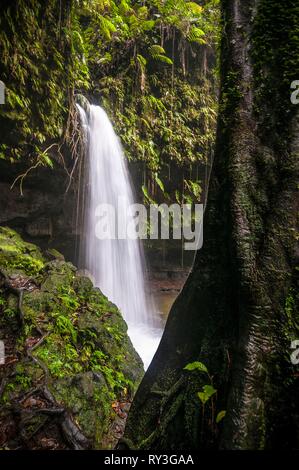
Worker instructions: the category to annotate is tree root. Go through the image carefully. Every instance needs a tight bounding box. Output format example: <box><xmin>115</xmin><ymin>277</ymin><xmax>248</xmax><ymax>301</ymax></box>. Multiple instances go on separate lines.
<box><xmin>117</xmin><ymin>437</ymin><xmax>137</xmax><ymax>450</ymax></box>
<box><xmin>134</xmin><ymin>376</ymin><xmax>186</xmax><ymax>449</ymax></box>
<box><xmin>26</xmin><ymin>335</ymin><xmax>91</xmax><ymax>449</ymax></box>
<box><xmin>0</xmin><ymin>269</ymin><xmax>25</xmax><ymax>327</ymax></box>
<box><xmin>151</xmin><ymin>376</ymin><xmax>185</xmax><ymax>419</ymax></box>
<box><xmin>0</xmin><ymin>278</ymin><xmax>91</xmax><ymax>450</ymax></box>
<box><xmin>61</xmin><ymin>413</ymin><xmax>90</xmax><ymax>450</ymax></box>
<box><xmin>11</xmin><ymin>405</ymin><xmax>65</xmax><ymax>416</ymax></box>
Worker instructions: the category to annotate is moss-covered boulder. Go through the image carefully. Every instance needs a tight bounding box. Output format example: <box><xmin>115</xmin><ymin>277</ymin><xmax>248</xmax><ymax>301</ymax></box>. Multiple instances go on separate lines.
<box><xmin>0</xmin><ymin>227</ymin><xmax>143</xmax><ymax>449</ymax></box>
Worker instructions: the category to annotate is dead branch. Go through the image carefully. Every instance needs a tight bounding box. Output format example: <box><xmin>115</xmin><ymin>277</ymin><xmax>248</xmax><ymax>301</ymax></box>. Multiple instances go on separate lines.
<box><xmin>10</xmin><ymin>143</ymin><xmax>59</xmax><ymax>196</ymax></box>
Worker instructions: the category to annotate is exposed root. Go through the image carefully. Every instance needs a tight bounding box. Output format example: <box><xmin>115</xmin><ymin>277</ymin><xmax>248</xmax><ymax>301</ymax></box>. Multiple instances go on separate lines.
<box><xmin>117</xmin><ymin>437</ymin><xmax>137</xmax><ymax>450</ymax></box>
<box><xmin>26</xmin><ymin>334</ymin><xmax>91</xmax><ymax>449</ymax></box>
<box><xmin>151</xmin><ymin>375</ymin><xmax>185</xmax><ymax>418</ymax></box>
<box><xmin>0</xmin><ymin>274</ymin><xmax>90</xmax><ymax>449</ymax></box>
<box><xmin>0</xmin><ymin>269</ymin><xmax>25</xmax><ymax>327</ymax></box>
<box><xmin>63</xmin><ymin>93</ymin><xmax>86</xmax><ymax>195</ymax></box>
<box><xmin>135</xmin><ymin>376</ymin><xmax>186</xmax><ymax>449</ymax></box>
<box><xmin>61</xmin><ymin>413</ymin><xmax>90</xmax><ymax>450</ymax></box>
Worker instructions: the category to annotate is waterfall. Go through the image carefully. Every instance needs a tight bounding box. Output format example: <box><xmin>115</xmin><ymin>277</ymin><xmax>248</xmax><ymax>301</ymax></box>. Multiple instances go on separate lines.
<box><xmin>77</xmin><ymin>103</ymin><xmax>161</xmax><ymax>368</ymax></box>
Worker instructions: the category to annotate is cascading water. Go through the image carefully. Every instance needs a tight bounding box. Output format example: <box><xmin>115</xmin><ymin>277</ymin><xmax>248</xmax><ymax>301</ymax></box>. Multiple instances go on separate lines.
<box><xmin>77</xmin><ymin>102</ymin><xmax>161</xmax><ymax>368</ymax></box>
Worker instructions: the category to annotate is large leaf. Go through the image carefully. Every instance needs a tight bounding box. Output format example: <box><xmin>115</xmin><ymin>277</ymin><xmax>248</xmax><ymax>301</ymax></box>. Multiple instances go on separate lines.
<box><xmin>198</xmin><ymin>385</ymin><xmax>217</xmax><ymax>405</ymax></box>
<box><xmin>188</xmin><ymin>26</ymin><xmax>206</xmax><ymax>44</ymax></box>
<box><xmin>99</xmin><ymin>15</ymin><xmax>116</xmax><ymax>40</ymax></box>
<box><xmin>184</xmin><ymin>361</ymin><xmax>208</xmax><ymax>373</ymax></box>
<box><xmin>149</xmin><ymin>45</ymin><xmax>173</xmax><ymax>64</ymax></box>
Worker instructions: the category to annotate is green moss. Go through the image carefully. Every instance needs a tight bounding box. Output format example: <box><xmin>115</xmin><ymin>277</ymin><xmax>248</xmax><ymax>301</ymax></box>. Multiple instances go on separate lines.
<box><xmin>0</xmin><ymin>227</ymin><xmax>144</xmax><ymax>448</ymax></box>
<box><xmin>0</xmin><ymin>226</ymin><xmax>45</xmax><ymax>275</ymax></box>
<box><xmin>251</xmin><ymin>0</ymin><xmax>299</xmax><ymax>143</ymax></box>
<box><xmin>0</xmin><ymin>0</ymin><xmax>84</xmax><ymax>164</ymax></box>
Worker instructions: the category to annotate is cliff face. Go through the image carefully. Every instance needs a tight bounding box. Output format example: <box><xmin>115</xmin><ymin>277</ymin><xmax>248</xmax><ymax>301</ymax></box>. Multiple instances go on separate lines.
<box><xmin>0</xmin><ymin>0</ymin><xmax>81</xmax><ymax>260</ymax></box>
<box><xmin>0</xmin><ymin>227</ymin><xmax>143</xmax><ymax>449</ymax></box>
<box><xmin>0</xmin><ymin>161</ymin><xmax>77</xmax><ymax>263</ymax></box>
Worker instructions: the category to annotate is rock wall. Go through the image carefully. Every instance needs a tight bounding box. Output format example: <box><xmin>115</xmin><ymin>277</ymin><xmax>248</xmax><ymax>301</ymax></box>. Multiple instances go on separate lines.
<box><xmin>0</xmin><ymin>160</ymin><xmax>78</xmax><ymax>263</ymax></box>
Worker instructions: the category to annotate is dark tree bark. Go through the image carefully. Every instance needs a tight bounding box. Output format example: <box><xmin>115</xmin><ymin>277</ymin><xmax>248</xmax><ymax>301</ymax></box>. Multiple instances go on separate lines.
<box><xmin>122</xmin><ymin>0</ymin><xmax>299</xmax><ymax>450</ymax></box>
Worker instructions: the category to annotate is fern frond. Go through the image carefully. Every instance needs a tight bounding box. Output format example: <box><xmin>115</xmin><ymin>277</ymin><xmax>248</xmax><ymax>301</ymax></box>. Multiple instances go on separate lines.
<box><xmin>148</xmin><ymin>45</ymin><xmax>173</xmax><ymax>64</ymax></box>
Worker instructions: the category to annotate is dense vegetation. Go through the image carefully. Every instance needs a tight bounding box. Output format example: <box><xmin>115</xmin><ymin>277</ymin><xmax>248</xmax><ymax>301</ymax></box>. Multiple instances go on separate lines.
<box><xmin>1</xmin><ymin>0</ymin><xmax>297</xmax><ymax>453</ymax></box>
<box><xmin>0</xmin><ymin>0</ymin><xmax>219</xmax><ymax>205</ymax></box>
<box><xmin>75</xmin><ymin>0</ymin><xmax>219</xmax><ymax>204</ymax></box>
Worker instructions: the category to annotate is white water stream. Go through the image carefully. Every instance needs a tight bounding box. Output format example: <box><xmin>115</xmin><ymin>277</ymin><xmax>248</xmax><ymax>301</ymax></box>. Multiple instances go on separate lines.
<box><xmin>77</xmin><ymin>103</ymin><xmax>161</xmax><ymax>369</ymax></box>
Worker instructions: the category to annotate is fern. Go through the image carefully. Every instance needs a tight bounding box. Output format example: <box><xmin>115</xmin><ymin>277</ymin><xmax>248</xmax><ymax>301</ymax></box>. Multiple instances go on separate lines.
<box><xmin>148</xmin><ymin>45</ymin><xmax>173</xmax><ymax>65</ymax></box>
<box><xmin>119</xmin><ymin>0</ymin><xmax>134</xmax><ymax>16</ymax></box>
<box><xmin>99</xmin><ymin>15</ymin><xmax>116</xmax><ymax>40</ymax></box>
<box><xmin>186</xmin><ymin>2</ymin><xmax>203</xmax><ymax>16</ymax></box>
<box><xmin>136</xmin><ymin>53</ymin><xmax>147</xmax><ymax>68</ymax></box>
<box><xmin>187</xmin><ymin>25</ymin><xmax>206</xmax><ymax>44</ymax></box>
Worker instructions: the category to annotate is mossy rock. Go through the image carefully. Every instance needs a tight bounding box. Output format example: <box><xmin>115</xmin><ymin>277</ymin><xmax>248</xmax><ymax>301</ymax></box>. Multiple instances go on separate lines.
<box><xmin>0</xmin><ymin>227</ymin><xmax>144</xmax><ymax>449</ymax></box>
<box><xmin>0</xmin><ymin>226</ymin><xmax>45</xmax><ymax>276</ymax></box>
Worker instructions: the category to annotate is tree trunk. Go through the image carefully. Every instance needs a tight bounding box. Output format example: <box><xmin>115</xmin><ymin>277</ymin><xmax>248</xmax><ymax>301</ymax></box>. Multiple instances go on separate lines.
<box><xmin>122</xmin><ymin>0</ymin><xmax>299</xmax><ymax>450</ymax></box>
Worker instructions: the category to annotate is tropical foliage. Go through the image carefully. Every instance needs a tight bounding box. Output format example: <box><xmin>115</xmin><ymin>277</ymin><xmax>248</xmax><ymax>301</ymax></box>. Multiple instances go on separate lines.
<box><xmin>0</xmin><ymin>0</ymin><xmax>219</xmax><ymax>205</ymax></box>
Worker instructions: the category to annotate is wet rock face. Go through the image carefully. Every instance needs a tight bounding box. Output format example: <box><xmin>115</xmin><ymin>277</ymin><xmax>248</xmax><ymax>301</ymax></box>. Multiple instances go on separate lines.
<box><xmin>0</xmin><ymin>227</ymin><xmax>144</xmax><ymax>449</ymax></box>
<box><xmin>0</xmin><ymin>161</ymin><xmax>77</xmax><ymax>263</ymax></box>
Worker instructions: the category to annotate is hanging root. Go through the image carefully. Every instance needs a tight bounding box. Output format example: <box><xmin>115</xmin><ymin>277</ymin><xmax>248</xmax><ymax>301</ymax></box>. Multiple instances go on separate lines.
<box><xmin>63</xmin><ymin>93</ymin><xmax>86</xmax><ymax>195</ymax></box>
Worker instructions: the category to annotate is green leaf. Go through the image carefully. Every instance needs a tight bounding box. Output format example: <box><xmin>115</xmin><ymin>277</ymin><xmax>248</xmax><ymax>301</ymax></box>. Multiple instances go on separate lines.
<box><xmin>149</xmin><ymin>45</ymin><xmax>166</xmax><ymax>55</ymax></box>
<box><xmin>119</xmin><ymin>0</ymin><xmax>134</xmax><ymax>16</ymax></box>
<box><xmin>203</xmin><ymin>385</ymin><xmax>217</xmax><ymax>396</ymax></box>
<box><xmin>188</xmin><ymin>26</ymin><xmax>206</xmax><ymax>44</ymax></box>
<box><xmin>142</xmin><ymin>184</ymin><xmax>150</xmax><ymax>199</ymax></box>
<box><xmin>98</xmin><ymin>52</ymin><xmax>112</xmax><ymax>64</ymax></box>
<box><xmin>137</xmin><ymin>53</ymin><xmax>147</xmax><ymax>67</ymax></box>
<box><xmin>99</xmin><ymin>15</ymin><xmax>116</xmax><ymax>40</ymax></box>
<box><xmin>154</xmin><ymin>173</ymin><xmax>165</xmax><ymax>192</ymax></box>
<box><xmin>198</xmin><ymin>391</ymin><xmax>207</xmax><ymax>404</ymax></box>
<box><xmin>155</xmin><ymin>54</ymin><xmax>173</xmax><ymax>65</ymax></box>
<box><xmin>186</xmin><ymin>2</ymin><xmax>203</xmax><ymax>15</ymax></box>
<box><xmin>142</xmin><ymin>20</ymin><xmax>155</xmax><ymax>31</ymax></box>
<box><xmin>184</xmin><ymin>361</ymin><xmax>208</xmax><ymax>373</ymax></box>
<box><xmin>198</xmin><ymin>385</ymin><xmax>217</xmax><ymax>405</ymax></box>
<box><xmin>40</xmin><ymin>153</ymin><xmax>53</xmax><ymax>168</ymax></box>
<box><xmin>148</xmin><ymin>45</ymin><xmax>173</xmax><ymax>64</ymax></box>
<box><xmin>175</xmin><ymin>190</ymin><xmax>181</xmax><ymax>204</ymax></box>
<box><xmin>142</xmin><ymin>185</ymin><xmax>156</xmax><ymax>205</ymax></box>
<box><xmin>216</xmin><ymin>410</ymin><xmax>226</xmax><ymax>423</ymax></box>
